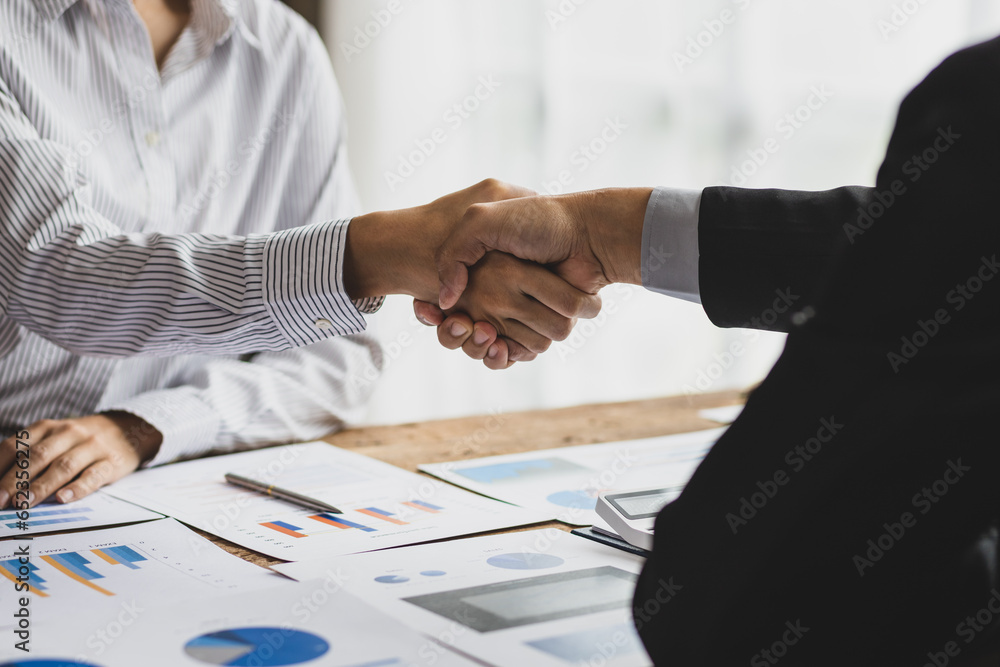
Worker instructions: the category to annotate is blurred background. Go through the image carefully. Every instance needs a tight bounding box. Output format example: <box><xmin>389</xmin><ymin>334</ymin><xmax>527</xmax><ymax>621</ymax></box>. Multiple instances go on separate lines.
<box><xmin>290</xmin><ymin>0</ymin><xmax>1000</xmax><ymax>426</ymax></box>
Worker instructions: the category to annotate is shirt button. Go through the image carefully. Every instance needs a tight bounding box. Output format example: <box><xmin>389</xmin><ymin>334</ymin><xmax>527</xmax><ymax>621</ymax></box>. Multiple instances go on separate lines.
<box><xmin>315</xmin><ymin>318</ymin><xmax>334</xmax><ymax>330</ymax></box>
<box><xmin>145</xmin><ymin>131</ymin><xmax>161</xmax><ymax>147</ymax></box>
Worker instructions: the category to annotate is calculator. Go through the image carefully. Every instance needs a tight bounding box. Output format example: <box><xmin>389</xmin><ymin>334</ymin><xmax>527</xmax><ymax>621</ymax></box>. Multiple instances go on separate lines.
<box><xmin>595</xmin><ymin>487</ymin><xmax>682</xmax><ymax>551</ymax></box>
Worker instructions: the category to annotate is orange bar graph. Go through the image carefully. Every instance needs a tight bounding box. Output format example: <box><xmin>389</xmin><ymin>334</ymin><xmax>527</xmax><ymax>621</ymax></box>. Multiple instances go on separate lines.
<box><xmin>0</xmin><ymin>566</ymin><xmax>48</xmax><ymax>597</ymax></box>
<box><xmin>92</xmin><ymin>549</ymin><xmax>119</xmax><ymax>565</ymax></box>
<box><xmin>41</xmin><ymin>555</ymin><xmax>113</xmax><ymax>596</ymax></box>
<box><xmin>357</xmin><ymin>508</ymin><xmax>408</xmax><ymax>525</ymax></box>
<box><xmin>261</xmin><ymin>522</ymin><xmax>306</xmax><ymax>538</ymax></box>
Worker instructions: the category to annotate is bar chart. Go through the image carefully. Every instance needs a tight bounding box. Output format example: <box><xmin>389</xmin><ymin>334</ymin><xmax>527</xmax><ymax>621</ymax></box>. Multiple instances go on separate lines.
<box><xmin>258</xmin><ymin>501</ymin><xmax>445</xmax><ymax>539</ymax></box>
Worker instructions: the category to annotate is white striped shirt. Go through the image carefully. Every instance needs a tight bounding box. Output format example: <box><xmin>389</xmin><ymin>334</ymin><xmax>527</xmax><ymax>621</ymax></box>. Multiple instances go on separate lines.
<box><xmin>0</xmin><ymin>0</ymin><xmax>384</xmax><ymax>464</ymax></box>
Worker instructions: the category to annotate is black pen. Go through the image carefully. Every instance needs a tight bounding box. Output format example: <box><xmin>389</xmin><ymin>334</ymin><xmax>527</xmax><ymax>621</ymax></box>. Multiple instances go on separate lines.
<box><xmin>224</xmin><ymin>473</ymin><xmax>343</xmax><ymax>514</ymax></box>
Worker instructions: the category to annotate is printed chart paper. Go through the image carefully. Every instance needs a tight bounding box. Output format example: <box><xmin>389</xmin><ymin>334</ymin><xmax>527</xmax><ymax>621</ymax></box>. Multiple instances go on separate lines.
<box><xmin>274</xmin><ymin>529</ymin><xmax>651</xmax><ymax>667</ymax></box>
<box><xmin>420</xmin><ymin>428</ymin><xmax>725</xmax><ymax>525</ymax></box>
<box><xmin>104</xmin><ymin>442</ymin><xmax>549</xmax><ymax>560</ymax></box>
<box><xmin>18</xmin><ymin>578</ymin><xmax>479</xmax><ymax>666</ymax></box>
<box><xmin>0</xmin><ymin>490</ymin><xmax>164</xmax><ymax>538</ymax></box>
<box><xmin>0</xmin><ymin>518</ymin><xmax>284</xmax><ymax>634</ymax></box>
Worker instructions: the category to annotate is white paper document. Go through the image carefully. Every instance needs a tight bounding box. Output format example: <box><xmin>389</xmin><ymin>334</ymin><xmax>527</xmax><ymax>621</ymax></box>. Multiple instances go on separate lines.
<box><xmin>0</xmin><ymin>518</ymin><xmax>284</xmax><ymax>633</ymax></box>
<box><xmin>20</xmin><ymin>576</ymin><xmax>479</xmax><ymax>666</ymax></box>
<box><xmin>0</xmin><ymin>490</ymin><xmax>164</xmax><ymax>538</ymax></box>
<box><xmin>419</xmin><ymin>428</ymin><xmax>725</xmax><ymax>526</ymax></box>
<box><xmin>104</xmin><ymin>442</ymin><xmax>549</xmax><ymax>560</ymax></box>
<box><xmin>274</xmin><ymin>529</ymin><xmax>651</xmax><ymax>667</ymax></box>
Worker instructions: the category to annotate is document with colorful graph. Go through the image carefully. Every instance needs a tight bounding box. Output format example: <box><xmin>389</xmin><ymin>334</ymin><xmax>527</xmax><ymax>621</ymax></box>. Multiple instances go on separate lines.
<box><xmin>274</xmin><ymin>529</ymin><xmax>651</xmax><ymax>667</ymax></box>
<box><xmin>20</xmin><ymin>577</ymin><xmax>479</xmax><ymax>666</ymax></box>
<box><xmin>419</xmin><ymin>428</ymin><xmax>725</xmax><ymax>526</ymax></box>
<box><xmin>104</xmin><ymin>442</ymin><xmax>550</xmax><ymax>560</ymax></box>
<box><xmin>0</xmin><ymin>489</ymin><xmax>164</xmax><ymax>538</ymax></box>
<box><xmin>0</xmin><ymin>518</ymin><xmax>284</xmax><ymax>628</ymax></box>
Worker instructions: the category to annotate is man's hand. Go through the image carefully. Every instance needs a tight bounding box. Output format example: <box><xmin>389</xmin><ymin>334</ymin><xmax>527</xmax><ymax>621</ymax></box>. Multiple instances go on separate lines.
<box><xmin>0</xmin><ymin>412</ymin><xmax>162</xmax><ymax>508</ymax></box>
<box><xmin>343</xmin><ymin>179</ymin><xmax>535</xmax><ymax>302</ymax></box>
<box><xmin>416</xmin><ymin>252</ymin><xmax>601</xmax><ymax>369</ymax></box>
<box><xmin>435</xmin><ymin>188</ymin><xmax>653</xmax><ymax>310</ymax></box>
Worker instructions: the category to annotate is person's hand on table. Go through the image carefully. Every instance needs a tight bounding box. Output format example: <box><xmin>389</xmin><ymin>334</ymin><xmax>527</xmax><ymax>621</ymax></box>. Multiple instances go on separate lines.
<box><xmin>414</xmin><ymin>252</ymin><xmax>601</xmax><ymax>369</ymax></box>
<box><xmin>0</xmin><ymin>412</ymin><xmax>162</xmax><ymax>508</ymax></box>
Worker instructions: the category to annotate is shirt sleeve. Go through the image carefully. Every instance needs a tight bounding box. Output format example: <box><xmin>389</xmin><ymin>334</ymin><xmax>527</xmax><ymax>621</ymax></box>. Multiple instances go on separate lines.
<box><xmin>102</xmin><ymin>333</ymin><xmax>383</xmax><ymax>466</ymax></box>
<box><xmin>0</xmin><ymin>75</ymin><xmax>369</xmax><ymax>359</ymax></box>
<box><xmin>641</xmin><ymin>187</ymin><xmax>702</xmax><ymax>304</ymax></box>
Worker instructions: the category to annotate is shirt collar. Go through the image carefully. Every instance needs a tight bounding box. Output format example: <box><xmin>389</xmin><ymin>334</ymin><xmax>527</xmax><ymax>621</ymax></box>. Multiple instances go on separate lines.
<box><xmin>31</xmin><ymin>0</ymin><xmax>258</xmax><ymax>52</ymax></box>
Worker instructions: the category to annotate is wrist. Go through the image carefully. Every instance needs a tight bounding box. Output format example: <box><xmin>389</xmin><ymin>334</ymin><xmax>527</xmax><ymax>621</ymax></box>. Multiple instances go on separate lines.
<box><xmin>100</xmin><ymin>411</ymin><xmax>162</xmax><ymax>463</ymax></box>
<box><xmin>343</xmin><ymin>207</ymin><xmax>442</xmax><ymax>302</ymax></box>
<box><xmin>572</xmin><ymin>188</ymin><xmax>650</xmax><ymax>286</ymax></box>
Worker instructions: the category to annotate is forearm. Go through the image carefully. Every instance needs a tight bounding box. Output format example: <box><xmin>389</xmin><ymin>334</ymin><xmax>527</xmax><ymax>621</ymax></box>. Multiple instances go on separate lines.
<box><xmin>698</xmin><ymin>185</ymin><xmax>873</xmax><ymax>331</ymax></box>
<box><xmin>103</xmin><ymin>334</ymin><xmax>383</xmax><ymax>466</ymax></box>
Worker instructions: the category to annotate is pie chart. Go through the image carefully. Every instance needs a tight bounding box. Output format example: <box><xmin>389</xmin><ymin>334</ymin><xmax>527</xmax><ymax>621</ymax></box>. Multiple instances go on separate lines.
<box><xmin>0</xmin><ymin>661</ymin><xmax>102</xmax><ymax>667</ymax></box>
<box><xmin>486</xmin><ymin>552</ymin><xmax>565</xmax><ymax>570</ymax></box>
<box><xmin>184</xmin><ymin>627</ymin><xmax>329</xmax><ymax>666</ymax></box>
<box><xmin>374</xmin><ymin>574</ymin><xmax>410</xmax><ymax>584</ymax></box>
<box><xmin>546</xmin><ymin>489</ymin><xmax>597</xmax><ymax>510</ymax></box>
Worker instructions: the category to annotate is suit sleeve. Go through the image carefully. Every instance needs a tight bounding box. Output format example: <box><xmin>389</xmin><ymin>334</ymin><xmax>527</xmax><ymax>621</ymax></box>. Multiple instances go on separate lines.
<box><xmin>698</xmin><ymin>185</ymin><xmax>874</xmax><ymax>331</ymax></box>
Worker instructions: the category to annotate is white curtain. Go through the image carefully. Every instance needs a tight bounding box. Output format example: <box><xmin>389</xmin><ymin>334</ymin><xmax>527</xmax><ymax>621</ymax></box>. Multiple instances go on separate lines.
<box><xmin>321</xmin><ymin>0</ymin><xmax>1000</xmax><ymax>426</ymax></box>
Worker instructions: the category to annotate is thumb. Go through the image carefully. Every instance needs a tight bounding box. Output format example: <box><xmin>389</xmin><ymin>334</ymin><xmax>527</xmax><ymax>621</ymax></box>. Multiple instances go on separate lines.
<box><xmin>436</xmin><ymin>204</ymin><xmax>501</xmax><ymax>310</ymax></box>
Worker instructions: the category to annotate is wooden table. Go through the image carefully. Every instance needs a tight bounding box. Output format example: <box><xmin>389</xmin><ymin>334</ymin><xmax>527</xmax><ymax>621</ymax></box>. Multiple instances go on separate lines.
<box><xmin>205</xmin><ymin>389</ymin><xmax>746</xmax><ymax>567</ymax></box>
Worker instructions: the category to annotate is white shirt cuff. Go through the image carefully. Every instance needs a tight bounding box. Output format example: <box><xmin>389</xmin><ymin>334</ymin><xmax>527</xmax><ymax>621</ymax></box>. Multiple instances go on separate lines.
<box><xmin>256</xmin><ymin>219</ymin><xmax>378</xmax><ymax>347</ymax></box>
<box><xmin>104</xmin><ymin>387</ymin><xmax>221</xmax><ymax>467</ymax></box>
<box><xmin>641</xmin><ymin>187</ymin><xmax>702</xmax><ymax>304</ymax></box>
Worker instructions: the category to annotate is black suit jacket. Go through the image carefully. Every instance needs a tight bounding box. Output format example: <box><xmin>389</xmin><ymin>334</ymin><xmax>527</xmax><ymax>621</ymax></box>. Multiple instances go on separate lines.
<box><xmin>634</xmin><ymin>36</ymin><xmax>1000</xmax><ymax>665</ymax></box>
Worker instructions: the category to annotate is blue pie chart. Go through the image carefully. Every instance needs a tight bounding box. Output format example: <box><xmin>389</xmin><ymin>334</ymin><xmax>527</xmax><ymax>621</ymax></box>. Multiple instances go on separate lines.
<box><xmin>420</xmin><ymin>570</ymin><xmax>446</xmax><ymax>577</ymax></box>
<box><xmin>375</xmin><ymin>574</ymin><xmax>410</xmax><ymax>584</ymax></box>
<box><xmin>184</xmin><ymin>627</ymin><xmax>329</xmax><ymax>666</ymax></box>
<box><xmin>546</xmin><ymin>489</ymin><xmax>597</xmax><ymax>510</ymax></box>
<box><xmin>486</xmin><ymin>552</ymin><xmax>565</xmax><ymax>570</ymax></box>
<box><xmin>0</xmin><ymin>662</ymin><xmax>101</xmax><ymax>667</ymax></box>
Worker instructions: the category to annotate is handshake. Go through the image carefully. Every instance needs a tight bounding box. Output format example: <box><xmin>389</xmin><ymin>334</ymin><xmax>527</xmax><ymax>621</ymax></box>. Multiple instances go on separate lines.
<box><xmin>343</xmin><ymin>179</ymin><xmax>652</xmax><ymax>369</ymax></box>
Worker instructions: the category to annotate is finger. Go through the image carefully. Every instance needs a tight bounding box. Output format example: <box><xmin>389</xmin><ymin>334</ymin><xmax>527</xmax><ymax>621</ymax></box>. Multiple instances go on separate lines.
<box><xmin>504</xmin><ymin>338</ymin><xmax>538</xmax><ymax>364</ymax></box>
<box><xmin>500</xmin><ymin>319</ymin><xmax>553</xmax><ymax>356</ymax></box>
<box><xmin>521</xmin><ymin>266</ymin><xmax>603</xmax><ymax>320</ymax></box>
<box><xmin>0</xmin><ymin>421</ymin><xmax>60</xmax><ymax>508</ymax></box>
<box><xmin>413</xmin><ymin>299</ymin><xmax>445</xmax><ymax>327</ymax></box>
<box><xmin>28</xmin><ymin>439</ymin><xmax>103</xmax><ymax>506</ymax></box>
<box><xmin>58</xmin><ymin>457</ymin><xmax>123</xmax><ymax>503</ymax></box>
<box><xmin>484</xmin><ymin>339</ymin><xmax>514</xmax><ymax>370</ymax></box>
<box><xmin>460</xmin><ymin>322</ymin><xmax>499</xmax><ymax>360</ymax></box>
<box><xmin>437</xmin><ymin>313</ymin><xmax>476</xmax><ymax>350</ymax></box>
<box><xmin>504</xmin><ymin>295</ymin><xmax>580</xmax><ymax>343</ymax></box>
